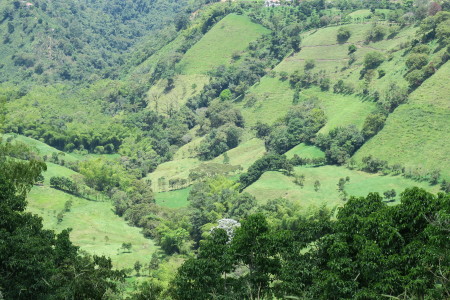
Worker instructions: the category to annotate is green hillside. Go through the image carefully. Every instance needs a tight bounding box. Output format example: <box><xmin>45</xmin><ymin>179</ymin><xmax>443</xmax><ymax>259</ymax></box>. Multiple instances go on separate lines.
<box><xmin>3</xmin><ymin>134</ymin><xmax>157</xmax><ymax>270</ymax></box>
<box><xmin>354</xmin><ymin>61</ymin><xmax>450</xmax><ymax>179</ymax></box>
<box><xmin>27</xmin><ymin>186</ymin><xmax>156</xmax><ymax>270</ymax></box>
<box><xmin>178</xmin><ymin>13</ymin><xmax>270</xmax><ymax>74</ymax></box>
<box><xmin>244</xmin><ymin>165</ymin><xmax>439</xmax><ymax>207</ymax></box>
<box><xmin>3</xmin><ymin>0</ymin><xmax>450</xmax><ymax>298</ymax></box>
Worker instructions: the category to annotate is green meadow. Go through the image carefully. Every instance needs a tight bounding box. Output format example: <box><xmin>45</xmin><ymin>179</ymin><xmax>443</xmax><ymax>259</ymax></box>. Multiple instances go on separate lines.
<box><xmin>27</xmin><ymin>186</ymin><xmax>156</xmax><ymax>270</ymax></box>
<box><xmin>244</xmin><ymin>165</ymin><xmax>439</xmax><ymax>208</ymax></box>
<box><xmin>178</xmin><ymin>13</ymin><xmax>270</xmax><ymax>74</ymax></box>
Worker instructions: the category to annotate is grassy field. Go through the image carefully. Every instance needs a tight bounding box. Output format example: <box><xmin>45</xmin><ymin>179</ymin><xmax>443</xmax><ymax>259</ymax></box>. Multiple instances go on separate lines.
<box><xmin>237</xmin><ymin>83</ymin><xmax>375</xmax><ymax>130</ymax></box>
<box><xmin>178</xmin><ymin>13</ymin><xmax>270</xmax><ymax>74</ymax></box>
<box><xmin>27</xmin><ymin>186</ymin><xmax>156</xmax><ymax>270</ymax></box>
<box><xmin>146</xmin><ymin>74</ymin><xmax>210</xmax><ymax>114</ymax></box>
<box><xmin>354</xmin><ymin>62</ymin><xmax>450</xmax><ymax>179</ymax></box>
<box><xmin>4</xmin><ymin>134</ymin><xmax>79</xmax><ymax>163</ymax></box>
<box><xmin>244</xmin><ymin>165</ymin><xmax>439</xmax><ymax>209</ymax></box>
<box><xmin>285</xmin><ymin>143</ymin><xmax>325</xmax><ymax>159</ymax></box>
<box><xmin>8</xmin><ymin>134</ymin><xmax>158</xmax><ymax>271</ymax></box>
<box><xmin>155</xmin><ymin>187</ymin><xmax>191</xmax><ymax>208</ymax></box>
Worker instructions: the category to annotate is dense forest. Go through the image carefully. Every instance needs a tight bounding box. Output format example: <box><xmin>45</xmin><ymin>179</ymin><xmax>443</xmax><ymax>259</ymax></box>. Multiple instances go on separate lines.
<box><xmin>1</xmin><ymin>0</ymin><xmax>450</xmax><ymax>298</ymax></box>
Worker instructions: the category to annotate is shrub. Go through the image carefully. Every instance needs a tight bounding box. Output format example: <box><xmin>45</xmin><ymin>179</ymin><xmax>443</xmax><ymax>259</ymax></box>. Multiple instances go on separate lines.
<box><xmin>279</xmin><ymin>71</ymin><xmax>289</xmax><ymax>81</ymax></box>
<box><xmin>315</xmin><ymin>125</ymin><xmax>364</xmax><ymax>165</ymax></box>
<box><xmin>333</xmin><ymin>80</ymin><xmax>354</xmax><ymax>94</ymax></box>
<box><xmin>337</xmin><ymin>27</ymin><xmax>351</xmax><ymax>43</ymax></box>
<box><xmin>405</xmin><ymin>69</ymin><xmax>426</xmax><ymax>88</ymax></box>
<box><xmin>348</xmin><ymin>44</ymin><xmax>357</xmax><ymax>54</ymax></box>
<box><xmin>320</xmin><ymin>78</ymin><xmax>331</xmax><ymax>91</ymax></box>
<box><xmin>406</xmin><ymin>53</ymin><xmax>429</xmax><ymax>70</ymax></box>
<box><xmin>365</xmin><ymin>25</ymin><xmax>387</xmax><ymax>42</ymax></box>
<box><xmin>304</xmin><ymin>59</ymin><xmax>316</xmax><ymax>71</ymax></box>
<box><xmin>363</xmin><ymin>51</ymin><xmax>385</xmax><ymax>69</ymax></box>
<box><xmin>411</xmin><ymin>44</ymin><xmax>429</xmax><ymax>54</ymax></box>
<box><xmin>361</xmin><ymin>113</ymin><xmax>386</xmax><ymax>139</ymax></box>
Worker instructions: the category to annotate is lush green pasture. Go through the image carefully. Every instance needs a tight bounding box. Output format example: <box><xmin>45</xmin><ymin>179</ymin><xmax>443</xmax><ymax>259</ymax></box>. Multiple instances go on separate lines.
<box><xmin>237</xmin><ymin>76</ymin><xmax>294</xmax><ymax>127</ymax></box>
<box><xmin>4</xmin><ymin>134</ymin><xmax>79</xmax><ymax>162</ymax></box>
<box><xmin>148</xmin><ymin>138</ymin><xmax>265</xmax><ymax>192</ymax></box>
<box><xmin>27</xmin><ymin>186</ymin><xmax>156</xmax><ymax>270</ymax></box>
<box><xmin>146</xmin><ymin>74</ymin><xmax>210</xmax><ymax>113</ymax></box>
<box><xmin>155</xmin><ymin>187</ymin><xmax>191</xmax><ymax>208</ymax></box>
<box><xmin>178</xmin><ymin>13</ymin><xmax>270</xmax><ymax>74</ymax></box>
<box><xmin>238</xmin><ymin>82</ymin><xmax>374</xmax><ymax>131</ymax></box>
<box><xmin>285</xmin><ymin>143</ymin><xmax>325</xmax><ymax>159</ymax></box>
<box><xmin>211</xmin><ymin>138</ymin><xmax>266</xmax><ymax>169</ymax></box>
<box><xmin>354</xmin><ymin>61</ymin><xmax>450</xmax><ymax>179</ymax></box>
<box><xmin>244</xmin><ymin>165</ymin><xmax>439</xmax><ymax>208</ymax></box>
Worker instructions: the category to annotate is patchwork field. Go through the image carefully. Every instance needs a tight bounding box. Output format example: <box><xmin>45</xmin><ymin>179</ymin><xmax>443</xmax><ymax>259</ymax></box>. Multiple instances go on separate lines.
<box><xmin>244</xmin><ymin>165</ymin><xmax>439</xmax><ymax>208</ymax></box>
<box><xmin>178</xmin><ymin>13</ymin><xmax>270</xmax><ymax>74</ymax></box>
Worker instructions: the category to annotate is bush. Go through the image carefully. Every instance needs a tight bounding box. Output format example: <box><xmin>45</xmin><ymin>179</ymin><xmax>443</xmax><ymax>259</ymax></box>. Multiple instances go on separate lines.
<box><xmin>198</xmin><ymin>124</ymin><xmax>243</xmax><ymax>160</ymax></box>
<box><xmin>239</xmin><ymin>154</ymin><xmax>293</xmax><ymax>190</ymax></box>
<box><xmin>363</xmin><ymin>51</ymin><xmax>385</xmax><ymax>69</ymax></box>
<box><xmin>337</xmin><ymin>27</ymin><xmax>351</xmax><ymax>43</ymax></box>
<box><xmin>361</xmin><ymin>113</ymin><xmax>386</xmax><ymax>139</ymax></box>
<box><xmin>411</xmin><ymin>44</ymin><xmax>429</xmax><ymax>54</ymax></box>
<box><xmin>405</xmin><ymin>69</ymin><xmax>426</xmax><ymax>88</ymax></box>
<box><xmin>365</xmin><ymin>25</ymin><xmax>387</xmax><ymax>42</ymax></box>
<box><xmin>348</xmin><ymin>44</ymin><xmax>357</xmax><ymax>54</ymax></box>
<box><xmin>333</xmin><ymin>80</ymin><xmax>354</xmax><ymax>94</ymax></box>
<box><xmin>406</xmin><ymin>53</ymin><xmax>429</xmax><ymax>70</ymax></box>
<box><xmin>319</xmin><ymin>78</ymin><xmax>331</xmax><ymax>91</ymax></box>
<box><xmin>315</xmin><ymin>125</ymin><xmax>364</xmax><ymax>165</ymax></box>
<box><xmin>304</xmin><ymin>59</ymin><xmax>316</xmax><ymax>71</ymax></box>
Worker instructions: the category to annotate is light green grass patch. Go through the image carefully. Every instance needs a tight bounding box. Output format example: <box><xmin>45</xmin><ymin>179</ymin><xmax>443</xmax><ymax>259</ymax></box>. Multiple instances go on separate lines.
<box><xmin>211</xmin><ymin>138</ymin><xmax>266</xmax><ymax>169</ymax></box>
<box><xmin>146</xmin><ymin>158</ymin><xmax>200</xmax><ymax>192</ymax></box>
<box><xmin>4</xmin><ymin>134</ymin><xmax>79</xmax><ymax>163</ymax></box>
<box><xmin>178</xmin><ymin>13</ymin><xmax>270</xmax><ymax>74</ymax></box>
<box><xmin>303</xmin><ymin>88</ymin><xmax>376</xmax><ymax>133</ymax></box>
<box><xmin>146</xmin><ymin>75</ymin><xmax>209</xmax><ymax>114</ymax></box>
<box><xmin>42</xmin><ymin>163</ymin><xmax>79</xmax><ymax>185</ymax></box>
<box><xmin>348</xmin><ymin>9</ymin><xmax>372</xmax><ymax>19</ymax></box>
<box><xmin>155</xmin><ymin>187</ymin><xmax>191</xmax><ymax>208</ymax></box>
<box><xmin>27</xmin><ymin>186</ymin><xmax>156</xmax><ymax>270</ymax></box>
<box><xmin>245</xmin><ymin>165</ymin><xmax>438</xmax><ymax>209</ymax></box>
<box><xmin>237</xmin><ymin>76</ymin><xmax>294</xmax><ymax>127</ymax></box>
<box><xmin>354</xmin><ymin>61</ymin><xmax>450</xmax><ymax>179</ymax></box>
<box><xmin>285</xmin><ymin>143</ymin><xmax>325</xmax><ymax>159</ymax></box>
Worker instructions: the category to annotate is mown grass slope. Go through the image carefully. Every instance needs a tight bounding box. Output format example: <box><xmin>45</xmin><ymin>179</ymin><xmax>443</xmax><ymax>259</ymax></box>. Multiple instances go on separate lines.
<box><xmin>6</xmin><ymin>135</ymin><xmax>157</xmax><ymax>270</ymax></box>
<box><xmin>354</xmin><ymin>61</ymin><xmax>450</xmax><ymax>179</ymax></box>
<box><xmin>244</xmin><ymin>165</ymin><xmax>439</xmax><ymax>208</ymax></box>
<box><xmin>27</xmin><ymin>186</ymin><xmax>156</xmax><ymax>270</ymax></box>
<box><xmin>178</xmin><ymin>13</ymin><xmax>270</xmax><ymax>74</ymax></box>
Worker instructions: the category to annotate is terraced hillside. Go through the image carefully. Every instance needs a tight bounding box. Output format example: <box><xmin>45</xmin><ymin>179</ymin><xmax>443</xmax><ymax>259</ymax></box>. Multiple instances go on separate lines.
<box><xmin>236</xmin><ymin>22</ymin><xmax>415</xmax><ymax>127</ymax></box>
<box><xmin>354</xmin><ymin>61</ymin><xmax>450</xmax><ymax>179</ymax></box>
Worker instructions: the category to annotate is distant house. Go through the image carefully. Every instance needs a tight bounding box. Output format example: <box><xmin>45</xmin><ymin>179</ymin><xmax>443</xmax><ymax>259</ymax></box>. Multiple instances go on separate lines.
<box><xmin>25</xmin><ymin>2</ymin><xmax>34</xmax><ymax>8</ymax></box>
<box><xmin>265</xmin><ymin>0</ymin><xmax>281</xmax><ymax>7</ymax></box>
<box><xmin>264</xmin><ymin>0</ymin><xmax>292</xmax><ymax>7</ymax></box>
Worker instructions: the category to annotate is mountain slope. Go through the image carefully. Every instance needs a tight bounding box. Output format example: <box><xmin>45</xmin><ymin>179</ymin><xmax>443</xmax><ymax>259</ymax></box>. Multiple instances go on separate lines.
<box><xmin>354</xmin><ymin>61</ymin><xmax>450</xmax><ymax>179</ymax></box>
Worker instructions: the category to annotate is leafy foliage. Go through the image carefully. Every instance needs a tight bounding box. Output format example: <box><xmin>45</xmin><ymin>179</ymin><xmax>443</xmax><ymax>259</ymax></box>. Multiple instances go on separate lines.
<box><xmin>170</xmin><ymin>188</ymin><xmax>450</xmax><ymax>300</ymax></box>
